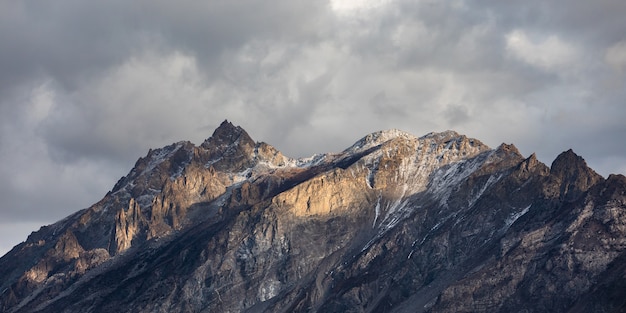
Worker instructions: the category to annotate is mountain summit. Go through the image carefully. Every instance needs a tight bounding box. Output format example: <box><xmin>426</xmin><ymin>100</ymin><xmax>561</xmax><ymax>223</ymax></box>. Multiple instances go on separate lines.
<box><xmin>2</xmin><ymin>122</ymin><xmax>626</xmax><ymax>312</ymax></box>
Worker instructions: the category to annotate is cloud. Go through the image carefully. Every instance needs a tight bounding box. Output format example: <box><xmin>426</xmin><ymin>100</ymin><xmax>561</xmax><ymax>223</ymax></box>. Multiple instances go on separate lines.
<box><xmin>0</xmin><ymin>90</ymin><xmax>120</xmax><ymax>223</ymax></box>
<box><xmin>39</xmin><ymin>51</ymin><xmax>215</xmax><ymax>164</ymax></box>
<box><xmin>0</xmin><ymin>0</ymin><xmax>625</xmax><ymax>254</ymax></box>
<box><xmin>329</xmin><ymin>0</ymin><xmax>391</xmax><ymax>16</ymax></box>
<box><xmin>505</xmin><ymin>29</ymin><xmax>578</xmax><ymax>72</ymax></box>
<box><xmin>606</xmin><ymin>40</ymin><xmax>626</xmax><ymax>73</ymax></box>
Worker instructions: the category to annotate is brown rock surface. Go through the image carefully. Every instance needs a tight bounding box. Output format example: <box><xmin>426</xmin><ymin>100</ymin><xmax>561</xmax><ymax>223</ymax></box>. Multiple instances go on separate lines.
<box><xmin>1</xmin><ymin>121</ymin><xmax>625</xmax><ymax>313</ymax></box>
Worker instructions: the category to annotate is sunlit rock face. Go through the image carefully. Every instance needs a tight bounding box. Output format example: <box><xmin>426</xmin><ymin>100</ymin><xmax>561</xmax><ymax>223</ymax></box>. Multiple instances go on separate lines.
<box><xmin>1</xmin><ymin>120</ymin><xmax>625</xmax><ymax>313</ymax></box>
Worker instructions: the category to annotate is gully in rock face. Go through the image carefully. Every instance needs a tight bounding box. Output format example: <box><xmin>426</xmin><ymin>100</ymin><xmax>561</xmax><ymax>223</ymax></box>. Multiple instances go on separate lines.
<box><xmin>1</xmin><ymin>120</ymin><xmax>625</xmax><ymax>313</ymax></box>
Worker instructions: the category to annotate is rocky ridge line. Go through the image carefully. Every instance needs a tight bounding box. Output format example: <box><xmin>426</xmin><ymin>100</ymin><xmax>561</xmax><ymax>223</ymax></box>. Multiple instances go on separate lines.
<box><xmin>0</xmin><ymin>121</ymin><xmax>624</xmax><ymax>313</ymax></box>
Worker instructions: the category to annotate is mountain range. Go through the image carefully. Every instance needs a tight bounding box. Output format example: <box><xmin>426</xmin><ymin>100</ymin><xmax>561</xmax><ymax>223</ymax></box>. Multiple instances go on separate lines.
<box><xmin>1</xmin><ymin>120</ymin><xmax>625</xmax><ymax>312</ymax></box>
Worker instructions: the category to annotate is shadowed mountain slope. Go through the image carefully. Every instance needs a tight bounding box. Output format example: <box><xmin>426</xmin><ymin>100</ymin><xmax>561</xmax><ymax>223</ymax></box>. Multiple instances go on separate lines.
<box><xmin>1</xmin><ymin>121</ymin><xmax>625</xmax><ymax>313</ymax></box>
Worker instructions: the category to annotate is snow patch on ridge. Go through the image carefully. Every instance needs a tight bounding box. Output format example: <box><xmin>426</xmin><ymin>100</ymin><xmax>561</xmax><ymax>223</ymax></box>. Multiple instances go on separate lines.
<box><xmin>294</xmin><ymin>153</ymin><xmax>329</xmax><ymax>168</ymax></box>
<box><xmin>428</xmin><ymin>152</ymin><xmax>490</xmax><ymax>208</ymax></box>
<box><xmin>346</xmin><ymin>129</ymin><xmax>417</xmax><ymax>153</ymax></box>
<box><xmin>144</xmin><ymin>142</ymin><xmax>186</xmax><ymax>175</ymax></box>
<box><xmin>468</xmin><ymin>173</ymin><xmax>504</xmax><ymax>208</ymax></box>
<box><xmin>136</xmin><ymin>190</ymin><xmax>160</xmax><ymax>209</ymax></box>
<box><xmin>503</xmin><ymin>205</ymin><xmax>531</xmax><ymax>233</ymax></box>
<box><xmin>373</xmin><ymin>195</ymin><xmax>381</xmax><ymax>227</ymax></box>
<box><xmin>420</xmin><ymin>130</ymin><xmax>461</xmax><ymax>141</ymax></box>
<box><xmin>365</xmin><ymin>157</ymin><xmax>381</xmax><ymax>188</ymax></box>
<box><xmin>258</xmin><ymin>279</ymin><xmax>281</xmax><ymax>302</ymax></box>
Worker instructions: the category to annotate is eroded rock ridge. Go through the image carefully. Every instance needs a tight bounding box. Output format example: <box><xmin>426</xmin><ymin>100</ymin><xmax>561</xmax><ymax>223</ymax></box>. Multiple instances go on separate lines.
<box><xmin>1</xmin><ymin>121</ymin><xmax>625</xmax><ymax>313</ymax></box>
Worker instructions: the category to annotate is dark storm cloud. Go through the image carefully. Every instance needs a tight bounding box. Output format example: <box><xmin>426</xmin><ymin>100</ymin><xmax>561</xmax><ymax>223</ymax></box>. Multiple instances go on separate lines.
<box><xmin>0</xmin><ymin>0</ymin><xmax>329</xmax><ymax>158</ymax></box>
<box><xmin>0</xmin><ymin>0</ymin><xmax>329</xmax><ymax>89</ymax></box>
<box><xmin>0</xmin><ymin>1</ymin><xmax>136</xmax><ymax>92</ymax></box>
<box><xmin>1</xmin><ymin>0</ymin><xmax>625</xmax><ymax>256</ymax></box>
<box><xmin>468</xmin><ymin>0</ymin><xmax>626</xmax><ymax>41</ymax></box>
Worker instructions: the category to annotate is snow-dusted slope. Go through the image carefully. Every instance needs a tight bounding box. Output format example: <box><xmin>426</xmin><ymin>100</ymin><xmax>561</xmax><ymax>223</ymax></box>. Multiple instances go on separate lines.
<box><xmin>1</xmin><ymin>121</ymin><xmax>624</xmax><ymax>313</ymax></box>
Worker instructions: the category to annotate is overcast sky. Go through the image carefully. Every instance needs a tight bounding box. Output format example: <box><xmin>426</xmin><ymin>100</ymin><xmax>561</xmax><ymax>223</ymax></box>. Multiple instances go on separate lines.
<box><xmin>1</xmin><ymin>0</ymin><xmax>625</xmax><ymax>256</ymax></box>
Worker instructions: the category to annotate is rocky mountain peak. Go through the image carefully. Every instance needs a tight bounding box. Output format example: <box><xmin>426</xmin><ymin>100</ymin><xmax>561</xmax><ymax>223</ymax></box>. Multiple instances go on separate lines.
<box><xmin>110</xmin><ymin>141</ymin><xmax>194</xmax><ymax>194</ymax></box>
<box><xmin>519</xmin><ymin>152</ymin><xmax>548</xmax><ymax>174</ymax></box>
<box><xmin>550</xmin><ymin>149</ymin><xmax>579</xmax><ymax>169</ymax></box>
<box><xmin>346</xmin><ymin>129</ymin><xmax>417</xmax><ymax>153</ymax></box>
<box><xmin>198</xmin><ymin>120</ymin><xmax>259</xmax><ymax>171</ymax></box>
<box><xmin>1</xmin><ymin>123</ymin><xmax>625</xmax><ymax>313</ymax></box>
<box><xmin>550</xmin><ymin>149</ymin><xmax>603</xmax><ymax>201</ymax></box>
<box><xmin>421</xmin><ymin>129</ymin><xmax>461</xmax><ymax>141</ymax></box>
<box><xmin>201</xmin><ymin>119</ymin><xmax>254</xmax><ymax>150</ymax></box>
<box><xmin>495</xmin><ymin>143</ymin><xmax>521</xmax><ymax>156</ymax></box>
<box><xmin>421</xmin><ymin>130</ymin><xmax>488</xmax><ymax>152</ymax></box>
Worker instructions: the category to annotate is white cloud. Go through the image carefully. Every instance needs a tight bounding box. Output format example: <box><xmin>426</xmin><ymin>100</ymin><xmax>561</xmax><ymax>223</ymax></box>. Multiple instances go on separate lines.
<box><xmin>39</xmin><ymin>50</ymin><xmax>220</xmax><ymax>163</ymax></box>
<box><xmin>505</xmin><ymin>29</ymin><xmax>578</xmax><ymax>72</ymax></box>
<box><xmin>329</xmin><ymin>0</ymin><xmax>392</xmax><ymax>16</ymax></box>
<box><xmin>27</xmin><ymin>83</ymin><xmax>55</xmax><ymax>124</ymax></box>
<box><xmin>0</xmin><ymin>82</ymin><xmax>121</xmax><ymax>223</ymax></box>
<box><xmin>605</xmin><ymin>40</ymin><xmax>626</xmax><ymax>73</ymax></box>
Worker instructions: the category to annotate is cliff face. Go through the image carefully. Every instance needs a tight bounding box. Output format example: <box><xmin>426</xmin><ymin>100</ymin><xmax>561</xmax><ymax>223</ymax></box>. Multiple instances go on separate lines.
<box><xmin>1</xmin><ymin>121</ymin><xmax>625</xmax><ymax>313</ymax></box>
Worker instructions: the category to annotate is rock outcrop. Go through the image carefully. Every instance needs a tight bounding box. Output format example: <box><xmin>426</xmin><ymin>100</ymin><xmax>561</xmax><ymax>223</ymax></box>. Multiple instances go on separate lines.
<box><xmin>1</xmin><ymin>121</ymin><xmax>625</xmax><ymax>313</ymax></box>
